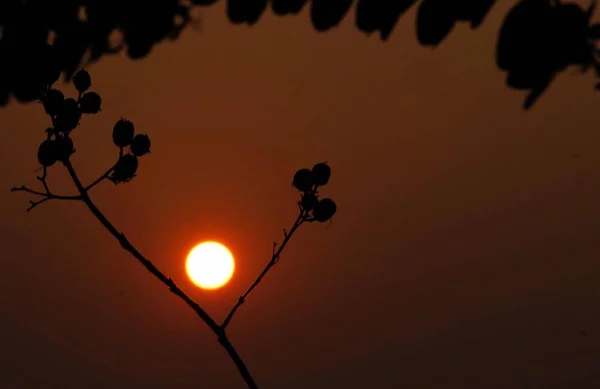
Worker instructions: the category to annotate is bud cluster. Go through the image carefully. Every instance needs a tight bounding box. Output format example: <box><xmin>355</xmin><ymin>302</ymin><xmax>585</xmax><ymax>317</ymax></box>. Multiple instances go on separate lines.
<box><xmin>109</xmin><ymin>119</ymin><xmax>151</xmax><ymax>184</ymax></box>
<box><xmin>34</xmin><ymin>68</ymin><xmax>151</xmax><ymax>185</ymax></box>
<box><xmin>292</xmin><ymin>162</ymin><xmax>337</xmax><ymax>223</ymax></box>
<box><xmin>37</xmin><ymin>69</ymin><xmax>103</xmax><ymax>167</ymax></box>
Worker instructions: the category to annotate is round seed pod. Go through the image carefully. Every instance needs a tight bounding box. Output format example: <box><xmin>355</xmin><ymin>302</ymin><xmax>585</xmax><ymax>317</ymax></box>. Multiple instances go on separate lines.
<box><xmin>313</xmin><ymin>198</ymin><xmax>337</xmax><ymax>222</ymax></box>
<box><xmin>130</xmin><ymin>134</ymin><xmax>151</xmax><ymax>157</ymax></box>
<box><xmin>292</xmin><ymin>168</ymin><xmax>314</xmax><ymax>192</ymax></box>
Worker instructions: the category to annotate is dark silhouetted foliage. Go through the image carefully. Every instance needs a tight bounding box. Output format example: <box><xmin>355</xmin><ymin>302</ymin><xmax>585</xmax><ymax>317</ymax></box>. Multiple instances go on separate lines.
<box><xmin>0</xmin><ymin>0</ymin><xmax>597</xmax><ymax>110</ymax></box>
<box><xmin>497</xmin><ymin>0</ymin><xmax>599</xmax><ymax>109</ymax></box>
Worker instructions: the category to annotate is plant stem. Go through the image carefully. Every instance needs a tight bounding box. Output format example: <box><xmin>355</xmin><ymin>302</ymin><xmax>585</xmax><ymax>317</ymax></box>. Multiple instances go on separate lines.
<box><xmin>9</xmin><ymin>185</ymin><xmax>81</xmax><ymax>200</ymax></box>
<box><xmin>84</xmin><ymin>164</ymin><xmax>116</xmax><ymax>191</ymax></box>
<box><xmin>221</xmin><ymin>213</ymin><xmax>304</xmax><ymax>329</ymax></box>
<box><xmin>62</xmin><ymin>160</ymin><xmax>259</xmax><ymax>389</ymax></box>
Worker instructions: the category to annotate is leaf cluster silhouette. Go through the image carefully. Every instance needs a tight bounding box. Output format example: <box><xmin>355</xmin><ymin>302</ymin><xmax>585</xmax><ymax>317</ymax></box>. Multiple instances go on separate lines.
<box><xmin>0</xmin><ymin>0</ymin><xmax>598</xmax><ymax>110</ymax></box>
<box><xmin>11</xmin><ymin>69</ymin><xmax>338</xmax><ymax>389</ymax></box>
<box><xmin>498</xmin><ymin>0</ymin><xmax>600</xmax><ymax>108</ymax></box>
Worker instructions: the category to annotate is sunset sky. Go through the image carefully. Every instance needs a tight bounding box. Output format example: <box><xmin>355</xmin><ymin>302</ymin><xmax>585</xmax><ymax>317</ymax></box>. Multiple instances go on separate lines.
<box><xmin>1</xmin><ymin>2</ymin><xmax>600</xmax><ymax>388</ymax></box>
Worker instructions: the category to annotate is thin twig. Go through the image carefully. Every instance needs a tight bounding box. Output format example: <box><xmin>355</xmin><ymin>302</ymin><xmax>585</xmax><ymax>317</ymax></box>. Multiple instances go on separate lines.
<box><xmin>26</xmin><ymin>197</ymin><xmax>49</xmax><ymax>211</ymax></box>
<box><xmin>62</xmin><ymin>159</ymin><xmax>259</xmax><ymax>389</ymax></box>
<box><xmin>37</xmin><ymin>166</ymin><xmax>51</xmax><ymax>193</ymax></box>
<box><xmin>10</xmin><ymin>185</ymin><xmax>81</xmax><ymax>200</ymax></box>
<box><xmin>84</xmin><ymin>164</ymin><xmax>116</xmax><ymax>191</ymax></box>
<box><xmin>10</xmin><ymin>184</ymin><xmax>82</xmax><ymax>211</ymax></box>
<box><xmin>221</xmin><ymin>211</ymin><xmax>305</xmax><ymax>329</ymax></box>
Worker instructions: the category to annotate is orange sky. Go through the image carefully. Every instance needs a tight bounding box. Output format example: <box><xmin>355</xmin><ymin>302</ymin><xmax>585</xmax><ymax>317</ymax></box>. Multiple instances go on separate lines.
<box><xmin>1</xmin><ymin>2</ymin><xmax>600</xmax><ymax>388</ymax></box>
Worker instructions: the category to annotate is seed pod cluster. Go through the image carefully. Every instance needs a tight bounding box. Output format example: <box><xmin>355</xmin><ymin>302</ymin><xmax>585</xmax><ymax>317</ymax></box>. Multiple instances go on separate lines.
<box><xmin>110</xmin><ymin>154</ymin><xmax>139</xmax><ymax>184</ymax></box>
<box><xmin>111</xmin><ymin>118</ymin><xmax>152</xmax><ymax>156</ymax></box>
<box><xmin>37</xmin><ymin>135</ymin><xmax>75</xmax><ymax>167</ymax></box>
<box><xmin>40</xmin><ymin>69</ymin><xmax>102</xmax><ymax>137</ymax></box>
<box><xmin>109</xmin><ymin>118</ymin><xmax>152</xmax><ymax>184</ymax></box>
<box><xmin>35</xmin><ymin>69</ymin><xmax>106</xmax><ymax>167</ymax></box>
<box><xmin>34</xmin><ymin>69</ymin><xmax>151</xmax><ymax>188</ymax></box>
<box><xmin>292</xmin><ymin>162</ymin><xmax>337</xmax><ymax>223</ymax></box>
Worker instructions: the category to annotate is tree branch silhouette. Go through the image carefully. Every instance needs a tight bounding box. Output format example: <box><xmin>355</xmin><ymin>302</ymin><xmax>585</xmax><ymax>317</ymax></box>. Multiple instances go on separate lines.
<box><xmin>10</xmin><ymin>166</ymin><xmax>82</xmax><ymax>211</ymax></box>
<box><xmin>84</xmin><ymin>163</ymin><xmax>117</xmax><ymax>191</ymax></box>
<box><xmin>61</xmin><ymin>158</ymin><xmax>259</xmax><ymax>388</ymax></box>
<box><xmin>11</xmin><ymin>69</ymin><xmax>338</xmax><ymax>389</ymax></box>
<box><xmin>0</xmin><ymin>0</ymin><xmax>598</xmax><ymax>111</ymax></box>
<box><xmin>222</xmin><ymin>211</ymin><xmax>306</xmax><ymax>329</ymax></box>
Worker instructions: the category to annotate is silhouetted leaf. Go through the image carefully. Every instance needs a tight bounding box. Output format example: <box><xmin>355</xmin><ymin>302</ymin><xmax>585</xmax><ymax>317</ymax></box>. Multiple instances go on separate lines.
<box><xmin>272</xmin><ymin>0</ymin><xmax>308</xmax><ymax>15</ymax></box>
<box><xmin>523</xmin><ymin>78</ymin><xmax>551</xmax><ymax>110</ymax></box>
<box><xmin>311</xmin><ymin>0</ymin><xmax>354</xmax><ymax>32</ymax></box>
<box><xmin>190</xmin><ymin>0</ymin><xmax>219</xmax><ymax>5</ymax></box>
<box><xmin>0</xmin><ymin>0</ymin><xmax>598</xmax><ymax>110</ymax></box>
<box><xmin>496</xmin><ymin>0</ymin><xmax>553</xmax><ymax>71</ymax></box>
<box><xmin>355</xmin><ymin>0</ymin><xmax>417</xmax><ymax>41</ymax></box>
<box><xmin>454</xmin><ymin>0</ymin><xmax>497</xmax><ymax>28</ymax></box>
<box><xmin>589</xmin><ymin>23</ymin><xmax>600</xmax><ymax>38</ymax></box>
<box><xmin>227</xmin><ymin>0</ymin><xmax>267</xmax><ymax>25</ymax></box>
<box><xmin>416</xmin><ymin>0</ymin><xmax>456</xmax><ymax>46</ymax></box>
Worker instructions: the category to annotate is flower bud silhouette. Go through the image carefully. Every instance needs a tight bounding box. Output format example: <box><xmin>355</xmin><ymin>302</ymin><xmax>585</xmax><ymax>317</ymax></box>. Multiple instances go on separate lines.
<box><xmin>292</xmin><ymin>168</ymin><xmax>314</xmax><ymax>192</ymax></box>
<box><xmin>112</xmin><ymin>119</ymin><xmax>135</xmax><ymax>147</ymax></box>
<box><xmin>79</xmin><ymin>92</ymin><xmax>102</xmax><ymax>114</ymax></box>
<box><xmin>110</xmin><ymin>154</ymin><xmax>139</xmax><ymax>183</ymax></box>
<box><xmin>130</xmin><ymin>134</ymin><xmax>151</xmax><ymax>157</ymax></box>
<box><xmin>73</xmin><ymin>69</ymin><xmax>92</xmax><ymax>93</ymax></box>
<box><xmin>313</xmin><ymin>198</ymin><xmax>337</xmax><ymax>222</ymax></box>
<box><xmin>55</xmin><ymin>98</ymin><xmax>81</xmax><ymax>131</ymax></box>
<box><xmin>311</xmin><ymin>162</ymin><xmax>331</xmax><ymax>186</ymax></box>
<box><xmin>54</xmin><ymin>136</ymin><xmax>74</xmax><ymax>162</ymax></box>
<box><xmin>37</xmin><ymin>140</ymin><xmax>57</xmax><ymax>167</ymax></box>
<box><xmin>42</xmin><ymin>89</ymin><xmax>65</xmax><ymax>116</ymax></box>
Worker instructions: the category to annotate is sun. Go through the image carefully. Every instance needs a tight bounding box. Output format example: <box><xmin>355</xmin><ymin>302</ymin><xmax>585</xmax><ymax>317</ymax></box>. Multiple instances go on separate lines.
<box><xmin>186</xmin><ymin>241</ymin><xmax>235</xmax><ymax>290</ymax></box>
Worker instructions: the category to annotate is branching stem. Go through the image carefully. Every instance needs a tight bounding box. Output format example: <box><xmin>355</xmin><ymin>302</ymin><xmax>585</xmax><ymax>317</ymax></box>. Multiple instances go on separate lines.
<box><xmin>62</xmin><ymin>159</ymin><xmax>260</xmax><ymax>389</ymax></box>
<box><xmin>84</xmin><ymin>164</ymin><xmax>116</xmax><ymax>191</ymax></box>
<box><xmin>12</xmin><ymin>156</ymin><xmax>306</xmax><ymax>389</ymax></box>
<box><xmin>221</xmin><ymin>212</ymin><xmax>305</xmax><ymax>329</ymax></box>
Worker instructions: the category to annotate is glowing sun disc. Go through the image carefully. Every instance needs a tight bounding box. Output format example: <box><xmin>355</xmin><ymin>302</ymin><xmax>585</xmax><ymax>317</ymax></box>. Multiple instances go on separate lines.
<box><xmin>186</xmin><ymin>241</ymin><xmax>235</xmax><ymax>290</ymax></box>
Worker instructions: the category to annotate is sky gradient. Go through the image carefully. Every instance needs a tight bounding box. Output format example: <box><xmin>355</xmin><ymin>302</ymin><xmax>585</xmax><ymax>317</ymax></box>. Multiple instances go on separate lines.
<box><xmin>1</xmin><ymin>2</ymin><xmax>600</xmax><ymax>388</ymax></box>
